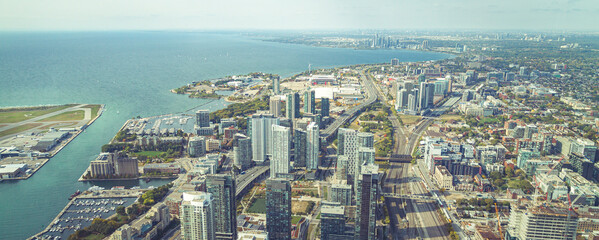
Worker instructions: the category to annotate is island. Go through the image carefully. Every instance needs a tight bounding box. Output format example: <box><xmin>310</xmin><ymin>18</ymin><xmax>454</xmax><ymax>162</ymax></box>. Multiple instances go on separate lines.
<box><xmin>0</xmin><ymin>104</ymin><xmax>103</xmax><ymax>180</ymax></box>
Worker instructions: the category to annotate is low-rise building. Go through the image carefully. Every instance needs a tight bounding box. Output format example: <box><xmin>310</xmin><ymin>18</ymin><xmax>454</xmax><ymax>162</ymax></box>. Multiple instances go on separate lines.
<box><xmin>434</xmin><ymin>165</ymin><xmax>453</xmax><ymax>191</ymax></box>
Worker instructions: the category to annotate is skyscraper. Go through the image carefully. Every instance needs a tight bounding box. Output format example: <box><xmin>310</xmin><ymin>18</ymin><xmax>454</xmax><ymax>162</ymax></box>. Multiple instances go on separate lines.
<box><xmin>206</xmin><ymin>174</ymin><xmax>237</xmax><ymax>240</ymax></box>
<box><xmin>418</xmin><ymin>82</ymin><xmax>435</xmax><ymax>111</ymax></box>
<box><xmin>320</xmin><ymin>204</ymin><xmax>346</xmax><ymax>240</ymax></box>
<box><xmin>286</xmin><ymin>93</ymin><xmax>300</xmax><ymax>119</ymax></box>
<box><xmin>306</xmin><ymin>122</ymin><xmax>320</xmax><ymax>171</ymax></box>
<box><xmin>233</xmin><ymin>133</ymin><xmax>252</xmax><ymax>170</ymax></box>
<box><xmin>271</xmin><ymin>125</ymin><xmax>291</xmax><ymax>178</ymax></box>
<box><xmin>407</xmin><ymin>92</ymin><xmax>418</xmax><ymax>112</ymax></box>
<box><xmin>293</xmin><ymin>129</ymin><xmax>307</xmax><ymax>168</ymax></box>
<box><xmin>250</xmin><ymin>114</ymin><xmax>280</xmax><ymax>164</ymax></box>
<box><xmin>196</xmin><ymin>110</ymin><xmax>210</xmax><ymax>128</ymax></box>
<box><xmin>266</xmin><ymin>178</ymin><xmax>291</xmax><ymax>240</ymax></box>
<box><xmin>357</xmin><ymin>147</ymin><xmax>376</xmax><ymax>166</ymax></box>
<box><xmin>396</xmin><ymin>89</ymin><xmax>409</xmax><ymax>110</ymax></box>
<box><xmin>180</xmin><ymin>192</ymin><xmax>215</xmax><ymax>240</ymax></box>
<box><xmin>321</xmin><ymin>97</ymin><xmax>330</xmax><ymax>117</ymax></box>
<box><xmin>270</xmin><ymin>96</ymin><xmax>282</xmax><ymax>117</ymax></box>
<box><xmin>304</xmin><ymin>89</ymin><xmax>316</xmax><ymax>114</ymax></box>
<box><xmin>273</xmin><ymin>77</ymin><xmax>280</xmax><ymax>94</ymax></box>
<box><xmin>357</xmin><ymin>132</ymin><xmax>374</xmax><ymax>148</ymax></box>
<box><xmin>337</xmin><ymin>128</ymin><xmax>358</xmax><ymax>184</ymax></box>
<box><xmin>355</xmin><ymin>164</ymin><xmax>379</xmax><ymax>240</ymax></box>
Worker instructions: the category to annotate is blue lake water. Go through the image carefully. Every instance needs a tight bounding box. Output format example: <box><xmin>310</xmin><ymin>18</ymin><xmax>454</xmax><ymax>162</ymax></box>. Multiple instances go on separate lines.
<box><xmin>0</xmin><ymin>31</ymin><xmax>450</xmax><ymax>239</ymax></box>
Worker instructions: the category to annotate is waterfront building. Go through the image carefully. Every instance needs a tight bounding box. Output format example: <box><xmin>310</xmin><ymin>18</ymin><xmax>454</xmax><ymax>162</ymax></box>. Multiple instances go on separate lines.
<box><xmin>390</xmin><ymin>58</ymin><xmax>399</xmax><ymax>66</ymax></box>
<box><xmin>306</xmin><ymin>122</ymin><xmax>320</xmax><ymax>171</ymax></box>
<box><xmin>196</xmin><ymin>110</ymin><xmax>210</xmax><ymax>128</ymax></box>
<box><xmin>206</xmin><ymin>174</ymin><xmax>237</xmax><ymax>240</ymax></box>
<box><xmin>304</xmin><ymin>89</ymin><xmax>316</xmax><ymax>114</ymax></box>
<box><xmin>266</xmin><ymin>178</ymin><xmax>291</xmax><ymax>240</ymax></box>
<box><xmin>89</xmin><ymin>151</ymin><xmax>138</xmax><ymax>178</ymax></box>
<box><xmin>286</xmin><ymin>92</ymin><xmax>300</xmax><ymax>119</ymax></box>
<box><xmin>293</xmin><ymin>129</ymin><xmax>307</xmax><ymax>168</ymax></box>
<box><xmin>271</xmin><ymin>125</ymin><xmax>291</xmax><ymax>178</ymax></box>
<box><xmin>270</xmin><ymin>96</ymin><xmax>282</xmax><ymax>117</ymax></box>
<box><xmin>250</xmin><ymin>114</ymin><xmax>279</xmax><ymax>164</ymax></box>
<box><xmin>321</xmin><ymin>97</ymin><xmax>330</xmax><ymax>117</ymax></box>
<box><xmin>233</xmin><ymin>133</ymin><xmax>252</xmax><ymax>171</ymax></box>
<box><xmin>180</xmin><ymin>192</ymin><xmax>215</xmax><ymax>240</ymax></box>
<box><xmin>355</xmin><ymin>164</ymin><xmax>379</xmax><ymax>240</ymax></box>
<box><xmin>320</xmin><ymin>205</ymin><xmax>346</xmax><ymax>240</ymax></box>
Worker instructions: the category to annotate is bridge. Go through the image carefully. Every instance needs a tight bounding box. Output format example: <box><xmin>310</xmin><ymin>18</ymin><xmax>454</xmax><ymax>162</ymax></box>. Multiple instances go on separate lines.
<box><xmin>376</xmin><ymin>154</ymin><xmax>412</xmax><ymax>163</ymax></box>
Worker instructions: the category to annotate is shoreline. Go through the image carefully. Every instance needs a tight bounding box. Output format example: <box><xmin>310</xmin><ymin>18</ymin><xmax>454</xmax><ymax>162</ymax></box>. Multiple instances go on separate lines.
<box><xmin>1</xmin><ymin>104</ymin><xmax>105</xmax><ymax>181</ymax></box>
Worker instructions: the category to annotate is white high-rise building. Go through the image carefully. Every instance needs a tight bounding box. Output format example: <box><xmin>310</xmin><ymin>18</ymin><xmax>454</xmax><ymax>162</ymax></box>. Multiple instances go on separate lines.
<box><xmin>180</xmin><ymin>192</ymin><xmax>215</xmax><ymax>240</ymax></box>
<box><xmin>507</xmin><ymin>204</ymin><xmax>578</xmax><ymax>240</ymax></box>
<box><xmin>396</xmin><ymin>89</ymin><xmax>409</xmax><ymax>110</ymax></box>
<box><xmin>269</xmin><ymin>96</ymin><xmax>282</xmax><ymax>117</ymax></box>
<box><xmin>358</xmin><ymin>147</ymin><xmax>376</xmax><ymax>166</ymax></box>
<box><xmin>306</xmin><ymin>122</ymin><xmax>320</xmax><ymax>171</ymax></box>
<box><xmin>337</xmin><ymin>128</ymin><xmax>359</xmax><ymax>184</ymax></box>
<box><xmin>271</xmin><ymin>125</ymin><xmax>291</xmax><ymax>178</ymax></box>
<box><xmin>407</xmin><ymin>91</ymin><xmax>418</xmax><ymax>113</ymax></box>
<box><xmin>250</xmin><ymin>114</ymin><xmax>279</xmax><ymax>164</ymax></box>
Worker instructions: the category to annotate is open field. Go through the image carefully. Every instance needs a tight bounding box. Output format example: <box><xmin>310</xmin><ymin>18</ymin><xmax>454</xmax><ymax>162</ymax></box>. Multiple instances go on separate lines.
<box><xmin>439</xmin><ymin>114</ymin><xmax>463</xmax><ymax>121</ymax></box>
<box><xmin>134</xmin><ymin>151</ymin><xmax>167</xmax><ymax>158</ymax></box>
<box><xmin>292</xmin><ymin>216</ymin><xmax>303</xmax><ymax>225</ymax></box>
<box><xmin>40</xmin><ymin>110</ymin><xmax>85</xmax><ymax>122</ymax></box>
<box><xmin>247</xmin><ymin>198</ymin><xmax>266</xmax><ymax>213</ymax></box>
<box><xmin>292</xmin><ymin>201</ymin><xmax>314</xmax><ymax>215</ymax></box>
<box><xmin>0</xmin><ymin>105</ymin><xmax>75</xmax><ymax>123</ymax></box>
<box><xmin>398</xmin><ymin>114</ymin><xmax>422</xmax><ymax>125</ymax></box>
<box><xmin>0</xmin><ymin>123</ymin><xmax>43</xmax><ymax>138</ymax></box>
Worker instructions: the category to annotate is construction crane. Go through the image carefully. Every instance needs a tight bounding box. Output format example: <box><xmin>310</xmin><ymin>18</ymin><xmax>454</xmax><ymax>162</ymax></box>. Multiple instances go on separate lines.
<box><xmin>495</xmin><ymin>203</ymin><xmax>502</xmax><ymax>238</ymax></box>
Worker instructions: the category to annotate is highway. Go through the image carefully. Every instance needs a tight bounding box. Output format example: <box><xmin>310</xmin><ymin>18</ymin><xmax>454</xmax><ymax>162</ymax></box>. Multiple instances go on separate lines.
<box><xmin>359</xmin><ymin>70</ymin><xmax>460</xmax><ymax>239</ymax></box>
<box><xmin>235</xmin><ymin>165</ymin><xmax>269</xmax><ymax>196</ymax></box>
<box><xmin>321</xmin><ymin>69</ymin><xmax>378</xmax><ymax>139</ymax></box>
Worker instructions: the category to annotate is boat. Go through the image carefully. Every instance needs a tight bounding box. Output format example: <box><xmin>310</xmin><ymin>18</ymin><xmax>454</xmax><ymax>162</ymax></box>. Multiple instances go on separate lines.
<box><xmin>68</xmin><ymin>190</ymin><xmax>81</xmax><ymax>200</ymax></box>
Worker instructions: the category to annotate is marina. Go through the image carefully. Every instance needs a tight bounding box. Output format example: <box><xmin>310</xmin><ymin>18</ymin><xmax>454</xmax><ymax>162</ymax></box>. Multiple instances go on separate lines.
<box><xmin>30</xmin><ymin>189</ymin><xmax>143</xmax><ymax>240</ymax></box>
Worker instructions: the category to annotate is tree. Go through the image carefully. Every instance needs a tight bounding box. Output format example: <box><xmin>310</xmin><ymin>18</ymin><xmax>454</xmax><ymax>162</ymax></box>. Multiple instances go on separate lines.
<box><xmin>116</xmin><ymin>206</ymin><xmax>126</xmax><ymax>216</ymax></box>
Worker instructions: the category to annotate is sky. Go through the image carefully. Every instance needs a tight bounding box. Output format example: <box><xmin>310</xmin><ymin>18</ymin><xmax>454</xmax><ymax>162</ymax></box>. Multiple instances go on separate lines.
<box><xmin>0</xmin><ymin>0</ymin><xmax>598</xmax><ymax>31</ymax></box>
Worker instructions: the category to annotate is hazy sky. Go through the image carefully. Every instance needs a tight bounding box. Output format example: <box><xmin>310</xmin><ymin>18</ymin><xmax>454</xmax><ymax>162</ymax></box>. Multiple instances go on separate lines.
<box><xmin>1</xmin><ymin>0</ymin><xmax>598</xmax><ymax>31</ymax></box>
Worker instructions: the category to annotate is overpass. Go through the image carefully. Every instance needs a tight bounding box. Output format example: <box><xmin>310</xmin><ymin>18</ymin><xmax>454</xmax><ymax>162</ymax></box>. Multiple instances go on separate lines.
<box><xmin>235</xmin><ymin>165</ymin><xmax>269</xmax><ymax>199</ymax></box>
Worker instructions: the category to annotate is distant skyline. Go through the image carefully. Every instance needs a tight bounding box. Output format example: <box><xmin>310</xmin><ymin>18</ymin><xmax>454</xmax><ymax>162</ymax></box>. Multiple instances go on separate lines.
<box><xmin>1</xmin><ymin>0</ymin><xmax>598</xmax><ymax>31</ymax></box>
